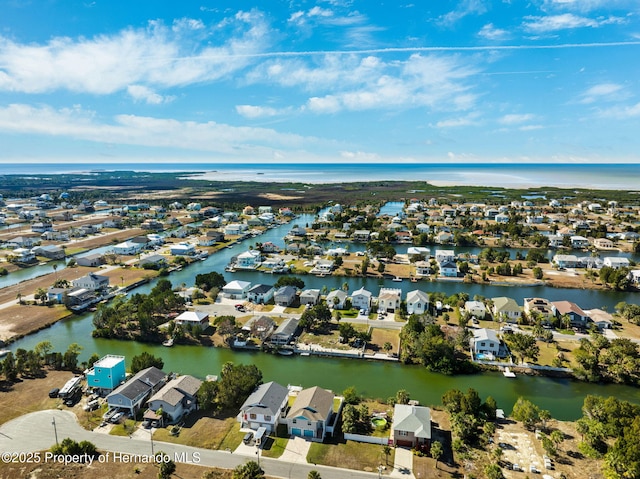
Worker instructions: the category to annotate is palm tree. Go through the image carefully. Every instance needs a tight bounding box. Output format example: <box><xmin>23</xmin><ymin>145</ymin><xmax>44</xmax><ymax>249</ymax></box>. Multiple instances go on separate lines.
<box><xmin>308</xmin><ymin>471</ymin><xmax>322</xmax><ymax>479</ymax></box>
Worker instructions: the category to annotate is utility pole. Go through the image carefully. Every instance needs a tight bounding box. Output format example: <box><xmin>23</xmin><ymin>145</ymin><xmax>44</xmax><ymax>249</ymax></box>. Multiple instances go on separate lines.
<box><xmin>52</xmin><ymin>417</ymin><xmax>59</xmax><ymax>446</ymax></box>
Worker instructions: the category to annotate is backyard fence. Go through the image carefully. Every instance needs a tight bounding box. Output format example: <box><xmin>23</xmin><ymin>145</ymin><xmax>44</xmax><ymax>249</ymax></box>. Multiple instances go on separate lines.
<box><xmin>344</xmin><ymin>433</ymin><xmax>389</xmax><ymax>445</ymax></box>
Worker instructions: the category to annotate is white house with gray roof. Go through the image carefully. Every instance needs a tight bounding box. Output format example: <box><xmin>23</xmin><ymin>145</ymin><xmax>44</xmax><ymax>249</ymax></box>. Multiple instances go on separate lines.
<box><xmin>238</xmin><ymin>381</ymin><xmax>289</xmax><ymax>432</ymax></box>
<box><xmin>106</xmin><ymin>366</ymin><xmax>167</xmax><ymax>417</ymax></box>
<box><xmin>406</xmin><ymin>290</ymin><xmax>429</xmax><ymax>315</ymax></box>
<box><xmin>147</xmin><ymin>375</ymin><xmax>203</xmax><ymax>424</ymax></box>
<box><xmin>470</xmin><ymin>328</ymin><xmax>501</xmax><ymax>358</ymax></box>
<box><xmin>390</xmin><ymin>404</ymin><xmax>431</xmax><ymax>448</ymax></box>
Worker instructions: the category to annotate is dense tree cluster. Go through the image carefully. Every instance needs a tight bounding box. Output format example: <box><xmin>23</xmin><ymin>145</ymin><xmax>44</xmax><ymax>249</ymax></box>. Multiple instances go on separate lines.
<box><xmin>599</xmin><ymin>266</ymin><xmax>631</xmax><ymax>291</ymax></box>
<box><xmin>196</xmin><ymin>362</ymin><xmax>263</xmax><ymax>412</ymax></box>
<box><xmin>130</xmin><ymin>352</ymin><xmax>164</xmax><ymax>374</ymax></box>
<box><xmin>442</xmin><ymin>388</ymin><xmax>497</xmax><ymax>448</ymax></box>
<box><xmin>573</xmin><ymin>335</ymin><xmax>640</xmax><ymax>385</ymax></box>
<box><xmin>299</xmin><ymin>303</ymin><xmax>332</xmax><ymax>332</ymax></box>
<box><xmin>341</xmin><ymin>403</ymin><xmax>372</xmax><ymax>434</ymax></box>
<box><xmin>194</xmin><ymin>271</ymin><xmax>226</xmax><ymax>291</ymax></box>
<box><xmin>92</xmin><ymin>279</ymin><xmax>185</xmax><ymax>340</ymax></box>
<box><xmin>1</xmin><ymin>341</ymin><xmax>83</xmax><ymax>381</ymax></box>
<box><xmin>274</xmin><ymin>276</ymin><xmax>305</xmax><ymax>289</ymax></box>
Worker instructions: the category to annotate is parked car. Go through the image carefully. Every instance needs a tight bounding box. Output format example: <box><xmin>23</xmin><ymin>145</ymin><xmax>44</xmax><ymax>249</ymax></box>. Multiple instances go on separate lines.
<box><xmin>110</xmin><ymin>411</ymin><xmax>125</xmax><ymax>423</ymax></box>
<box><xmin>235</xmin><ymin>304</ymin><xmax>246</xmax><ymax>312</ymax></box>
<box><xmin>48</xmin><ymin>388</ymin><xmax>60</xmax><ymax>398</ymax></box>
<box><xmin>83</xmin><ymin>399</ymin><xmax>99</xmax><ymax>412</ymax></box>
<box><xmin>243</xmin><ymin>432</ymin><xmax>253</xmax><ymax>444</ymax></box>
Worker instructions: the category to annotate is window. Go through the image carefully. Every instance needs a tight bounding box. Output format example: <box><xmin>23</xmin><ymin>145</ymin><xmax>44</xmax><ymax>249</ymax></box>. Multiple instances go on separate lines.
<box><xmin>264</xmin><ymin>415</ymin><xmax>271</xmax><ymax>421</ymax></box>
<box><xmin>480</xmin><ymin>342</ymin><xmax>485</xmax><ymax>347</ymax></box>
<box><xmin>249</xmin><ymin>414</ymin><xmax>257</xmax><ymax>420</ymax></box>
<box><xmin>292</xmin><ymin>419</ymin><xmax>296</xmax><ymax>424</ymax></box>
<box><xmin>398</xmin><ymin>430</ymin><xmax>408</xmax><ymax>436</ymax></box>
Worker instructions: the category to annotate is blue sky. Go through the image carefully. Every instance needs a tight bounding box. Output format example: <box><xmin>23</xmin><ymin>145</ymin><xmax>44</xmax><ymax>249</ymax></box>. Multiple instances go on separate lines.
<box><xmin>0</xmin><ymin>0</ymin><xmax>639</xmax><ymax>165</ymax></box>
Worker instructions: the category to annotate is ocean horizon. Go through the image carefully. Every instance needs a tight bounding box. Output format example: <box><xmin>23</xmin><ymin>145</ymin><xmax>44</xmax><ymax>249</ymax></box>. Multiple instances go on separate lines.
<box><xmin>1</xmin><ymin>162</ymin><xmax>639</xmax><ymax>190</ymax></box>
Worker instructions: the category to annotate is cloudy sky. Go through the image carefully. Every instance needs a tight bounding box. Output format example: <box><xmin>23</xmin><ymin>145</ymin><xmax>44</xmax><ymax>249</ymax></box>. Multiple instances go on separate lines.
<box><xmin>1</xmin><ymin>0</ymin><xmax>639</xmax><ymax>165</ymax></box>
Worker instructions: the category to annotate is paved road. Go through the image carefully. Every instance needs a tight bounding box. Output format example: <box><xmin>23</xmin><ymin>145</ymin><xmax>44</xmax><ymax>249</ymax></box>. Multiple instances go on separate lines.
<box><xmin>0</xmin><ymin>410</ymin><xmax>382</xmax><ymax>479</ymax></box>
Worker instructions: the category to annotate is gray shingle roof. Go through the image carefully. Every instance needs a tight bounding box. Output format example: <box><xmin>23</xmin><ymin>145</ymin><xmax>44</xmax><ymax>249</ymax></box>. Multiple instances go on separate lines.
<box><xmin>240</xmin><ymin>381</ymin><xmax>288</xmax><ymax>417</ymax></box>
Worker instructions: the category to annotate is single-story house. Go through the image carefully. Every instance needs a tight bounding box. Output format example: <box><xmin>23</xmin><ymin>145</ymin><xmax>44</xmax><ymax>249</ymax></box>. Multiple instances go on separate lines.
<box><xmin>270</xmin><ymin>318</ymin><xmax>300</xmax><ymax>345</ymax></box>
<box><xmin>247</xmin><ymin>284</ymin><xmax>275</xmax><ymax>304</ymax></box>
<box><xmin>299</xmin><ymin>289</ymin><xmax>321</xmax><ymax>306</ymax></box>
<box><xmin>585</xmin><ymin>308</ymin><xmax>613</xmax><ymax>330</ymax></box>
<box><xmin>106</xmin><ymin>367</ymin><xmax>167</xmax><ymax>417</ymax></box>
<box><xmin>238</xmin><ymin>381</ymin><xmax>289</xmax><ymax>433</ymax></box>
<box><xmin>285</xmin><ymin>386</ymin><xmax>335</xmax><ymax>441</ymax></box>
<box><xmin>32</xmin><ymin>245</ymin><xmax>65</xmax><ymax>260</ymax></box>
<box><xmin>170</xmin><ymin>242</ymin><xmax>196</xmax><ymax>256</ymax></box>
<box><xmin>553</xmin><ymin>254</ymin><xmax>580</xmax><ymax>269</ymax></box>
<box><xmin>138</xmin><ymin>254</ymin><xmax>168</xmax><ymax>268</ymax></box>
<box><xmin>390</xmin><ymin>404</ymin><xmax>431</xmax><ymax>449</ymax></box>
<box><xmin>76</xmin><ymin>253</ymin><xmax>105</xmax><ymax>267</ymax></box>
<box><xmin>326</xmin><ymin>289</ymin><xmax>348</xmax><ymax>310</ymax></box>
<box><xmin>112</xmin><ymin>241</ymin><xmax>144</xmax><ymax>255</ymax></box>
<box><xmin>72</xmin><ymin>273</ymin><xmax>109</xmax><ymax>292</ymax></box>
<box><xmin>274</xmin><ymin>286</ymin><xmax>297</xmax><ymax>307</ymax></box>
<box><xmin>222</xmin><ymin>280</ymin><xmax>252</xmax><ymax>299</ymax></box>
<box><xmin>603</xmin><ymin>257</ymin><xmax>631</xmax><ymax>270</ymax></box>
<box><xmin>147</xmin><ymin>375</ymin><xmax>203</xmax><ymax>425</ymax></box>
<box><xmin>174</xmin><ymin>311</ymin><xmax>210</xmax><ymax>328</ymax></box>
<box><xmin>406</xmin><ymin>290</ymin><xmax>429</xmax><ymax>315</ymax></box>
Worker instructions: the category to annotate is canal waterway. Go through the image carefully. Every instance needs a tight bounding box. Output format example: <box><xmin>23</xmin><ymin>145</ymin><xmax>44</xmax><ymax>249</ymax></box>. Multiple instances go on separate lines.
<box><xmin>8</xmin><ymin>210</ymin><xmax>640</xmax><ymax>420</ymax></box>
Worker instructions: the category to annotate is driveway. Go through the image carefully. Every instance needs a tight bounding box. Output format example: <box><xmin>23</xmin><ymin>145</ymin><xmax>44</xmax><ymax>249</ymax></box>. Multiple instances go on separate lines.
<box><xmin>390</xmin><ymin>446</ymin><xmax>415</xmax><ymax>478</ymax></box>
<box><xmin>279</xmin><ymin>435</ymin><xmax>311</xmax><ymax>464</ymax></box>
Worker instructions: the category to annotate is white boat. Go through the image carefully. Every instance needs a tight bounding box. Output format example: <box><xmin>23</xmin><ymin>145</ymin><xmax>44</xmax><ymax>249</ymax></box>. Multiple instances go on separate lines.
<box><xmin>277</xmin><ymin>349</ymin><xmax>294</xmax><ymax>356</ymax></box>
<box><xmin>0</xmin><ymin>349</ymin><xmax>10</xmax><ymax>358</ymax></box>
<box><xmin>392</xmin><ymin>276</ymin><xmax>403</xmax><ymax>282</ymax></box>
<box><xmin>503</xmin><ymin>367</ymin><xmax>516</xmax><ymax>378</ymax></box>
<box><xmin>162</xmin><ymin>338</ymin><xmax>174</xmax><ymax>347</ymax></box>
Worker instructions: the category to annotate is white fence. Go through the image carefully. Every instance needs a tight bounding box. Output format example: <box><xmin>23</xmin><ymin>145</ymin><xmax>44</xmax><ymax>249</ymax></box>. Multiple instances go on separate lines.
<box><xmin>344</xmin><ymin>433</ymin><xmax>389</xmax><ymax>445</ymax></box>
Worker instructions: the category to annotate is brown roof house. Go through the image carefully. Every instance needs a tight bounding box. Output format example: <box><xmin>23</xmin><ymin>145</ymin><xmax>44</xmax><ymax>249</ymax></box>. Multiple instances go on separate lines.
<box><xmin>285</xmin><ymin>386</ymin><xmax>338</xmax><ymax>441</ymax></box>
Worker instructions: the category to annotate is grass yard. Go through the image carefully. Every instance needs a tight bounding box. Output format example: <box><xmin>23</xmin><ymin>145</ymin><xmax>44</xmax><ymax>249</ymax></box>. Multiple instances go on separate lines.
<box><xmin>299</xmin><ymin>329</ymin><xmax>354</xmax><ymax>350</ymax></box>
<box><xmin>307</xmin><ymin>439</ymin><xmax>394</xmax><ymax>473</ymax></box>
<box><xmin>152</xmin><ymin>411</ymin><xmax>241</xmax><ymax>450</ymax></box>
<box><xmin>368</xmin><ymin>328</ymin><xmax>400</xmax><ymax>354</ymax></box>
<box><xmin>260</xmin><ymin>436</ymin><xmax>289</xmax><ymax>458</ymax></box>
<box><xmin>110</xmin><ymin>418</ymin><xmax>137</xmax><ymax>436</ymax></box>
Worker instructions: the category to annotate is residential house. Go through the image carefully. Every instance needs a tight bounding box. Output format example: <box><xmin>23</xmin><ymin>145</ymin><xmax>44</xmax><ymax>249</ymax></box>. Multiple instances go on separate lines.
<box><xmin>553</xmin><ymin>300</ymin><xmax>589</xmax><ymax>329</ymax></box>
<box><xmin>237</xmin><ymin>250</ymin><xmax>262</xmax><ymax>269</ymax></box>
<box><xmin>286</xmin><ymin>386</ymin><xmax>336</xmax><ymax>441</ymax></box>
<box><xmin>628</xmin><ymin>269</ymin><xmax>640</xmax><ymax>285</ymax></box>
<box><xmin>147</xmin><ymin>375</ymin><xmax>203</xmax><ymax>424</ymax></box>
<box><xmin>603</xmin><ymin>257</ymin><xmax>631</xmax><ymax>270</ymax></box>
<box><xmin>270</xmin><ymin>318</ymin><xmax>300</xmax><ymax>345</ymax></box>
<box><xmin>106</xmin><ymin>367</ymin><xmax>167</xmax><ymax>417</ymax></box>
<box><xmin>553</xmin><ymin>254</ymin><xmax>580</xmax><ymax>269</ymax></box>
<box><xmin>492</xmin><ymin>297</ymin><xmax>521</xmax><ymax>323</ymax></box>
<box><xmin>170</xmin><ymin>242</ymin><xmax>195</xmax><ymax>256</ymax></box>
<box><xmin>406</xmin><ymin>290</ymin><xmax>429</xmax><ymax>315</ymax></box>
<box><xmin>310</xmin><ymin>259</ymin><xmax>334</xmax><ymax>275</ymax></box>
<box><xmin>415</xmin><ymin>261</ymin><xmax>432</xmax><ymax>277</ymax></box>
<box><xmin>585</xmin><ymin>309</ymin><xmax>613</xmax><ymax>330</ymax></box>
<box><xmin>435</xmin><ymin>250</ymin><xmax>456</xmax><ymax>263</ymax></box>
<box><xmin>299</xmin><ymin>289</ymin><xmax>321</xmax><ymax>306</ymax></box>
<box><xmin>222</xmin><ymin>280</ymin><xmax>252</xmax><ymax>299</ymax></box>
<box><xmin>224</xmin><ymin>223</ymin><xmax>248</xmax><ymax>236</ymax></box>
<box><xmin>242</xmin><ymin>315</ymin><xmax>277</xmax><ymax>340</ymax></box>
<box><xmin>390</xmin><ymin>404</ymin><xmax>431</xmax><ymax>449</ymax></box>
<box><xmin>570</xmin><ymin>235</ymin><xmax>590</xmax><ymax>249</ymax></box>
<box><xmin>352</xmin><ymin>230</ymin><xmax>371</xmax><ymax>242</ymax></box>
<box><xmin>11</xmin><ymin>248</ymin><xmax>36</xmax><ymax>263</ymax></box>
<box><xmin>85</xmin><ymin>355</ymin><xmax>126</xmax><ymax>396</ymax></box>
<box><xmin>76</xmin><ymin>253</ymin><xmax>105</xmax><ymax>267</ymax></box>
<box><xmin>434</xmin><ymin>232</ymin><xmax>453</xmax><ymax>244</ymax></box>
<box><xmin>238</xmin><ymin>381</ymin><xmax>289</xmax><ymax>433</ymax></box>
<box><xmin>471</xmin><ymin>328</ymin><xmax>501</xmax><ymax>358</ymax></box>
<box><xmin>138</xmin><ymin>254</ymin><xmax>167</xmax><ymax>269</ymax></box>
<box><xmin>274</xmin><ymin>286</ymin><xmax>298</xmax><ymax>307</ymax></box>
<box><xmin>31</xmin><ymin>222</ymin><xmax>53</xmax><ymax>233</ymax></box>
<box><xmin>377</xmin><ymin>288</ymin><xmax>402</xmax><ymax>313</ymax></box>
<box><xmin>112</xmin><ymin>241</ymin><xmax>144</xmax><ymax>255</ymax></box>
<box><xmin>439</xmin><ymin>260</ymin><xmax>458</xmax><ymax>278</ymax></box>
<box><xmin>594</xmin><ymin>238</ymin><xmax>615</xmax><ymax>249</ymax></box>
<box><xmin>247</xmin><ymin>284</ymin><xmax>275</xmax><ymax>304</ymax></box>
<box><xmin>8</xmin><ymin>236</ymin><xmax>40</xmax><ymax>248</ymax></box>
<box><xmin>260</xmin><ymin>242</ymin><xmax>279</xmax><ymax>253</ymax></box>
<box><xmin>548</xmin><ymin>235</ymin><xmax>564</xmax><ymax>248</ymax></box>
<box><xmin>326</xmin><ymin>290</ymin><xmax>348</xmax><ymax>309</ymax></box>
<box><xmin>464</xmin><ymin>300</ymin><xmax>487</xmax><ymax>319</ymax></box>
<box><xmin>524</xmin><ymin>297</ymin><xmax>555</xmax><ymax>321</ymax></box>
<box><xmin>72</xmin><ymin>273</ymin><xmax>109</xmax><ymax>292</ymax></box>
<box><xmin>32</xmin><ymin>245</ymin><xmax>65</xmax><ymax>260</ymax></box>
<box><xmin>174</xmin><ymin>311</ymin><xmax>210</xmax><ymax>328</ymax></box>
<box><xmin>205</xmin><ymin>230</ymin><xmax>225</xmax><ymax>242</ymax></box>
<box><xmin>350</xmin><ymin>287</ymin><xmax>372</xmax><ymax>311</ymax></box>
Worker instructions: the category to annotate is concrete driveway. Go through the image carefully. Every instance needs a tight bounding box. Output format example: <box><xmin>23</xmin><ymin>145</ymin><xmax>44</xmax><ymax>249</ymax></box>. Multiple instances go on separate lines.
<box><xmin>390</xmin><ymin>447</ymin><xmax>415</xmax><ymax>478</ymax></box>
<box><xmin>279</xmin><ymin>435</ymin><xmax>311</xmax><ymax>464</ymax></box>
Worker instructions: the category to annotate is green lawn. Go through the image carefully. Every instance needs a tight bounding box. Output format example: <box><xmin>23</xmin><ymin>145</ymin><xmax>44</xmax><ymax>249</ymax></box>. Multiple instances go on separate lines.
<box><xmin>260</xmin><ymin>436</ymin><xmax>289</xmax><ymax>458</ymax></box>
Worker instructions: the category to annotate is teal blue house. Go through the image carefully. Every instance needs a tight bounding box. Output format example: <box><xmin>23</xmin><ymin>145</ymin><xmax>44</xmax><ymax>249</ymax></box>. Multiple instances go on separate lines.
<box><xmin>86</xmin><ymin>355</ymin><xmax>126</xmax><ymax>395</ymax></box>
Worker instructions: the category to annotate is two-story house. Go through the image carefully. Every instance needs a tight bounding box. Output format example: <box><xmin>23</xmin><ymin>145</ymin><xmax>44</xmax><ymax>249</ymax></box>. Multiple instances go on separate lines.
<box><xmin>286</xmin><ymin>386</ymin><xmax>335</xmax><ymax>441</ymax></box>
<box><xmin>238</xmin><ymin>381</ymin><xmax>289</xmax><ymax>433</ymax></box>
<box><xmin>85</xmin><ymin>355</ymin><xmax>126</xmax><ymax>396</ymax></box>
<box><xmin>147</xmin><ymin>375</ymin><xmax>203</xmax><ymax>425</ymax></box>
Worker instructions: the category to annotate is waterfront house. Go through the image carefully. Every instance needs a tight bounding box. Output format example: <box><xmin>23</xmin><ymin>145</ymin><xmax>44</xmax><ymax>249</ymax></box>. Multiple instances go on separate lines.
<box><xmin>174</xmin><ymin>311</ymin><xmax>210</xmax><ymax>328</ymax></box>
<box><xmin>274</xmin><ymin>286</ymin><xmax>297</xmax><ymax>307</ymax></box>
<box><xmin>570</xmin><ymin>235</ymin><xmax>590</xmax><ymax>249</ymax></box>
<box><xmin>205</xmin><ymin>230</ymin><xmax>225</xmax><ymax>242</ymax></box>
<box><xmin>352</xmin><ymin>230</ymin><xmax>371</xmax><ymax>242</ymax></box>
<box><xmin>286</xmin><ymin>386</ymin><xmax>335</xmax><ymax>441</ymax></box>
<box><xmin>72</xmin><ymin>273</ymin><xmax>109</xmax><ymax>292</ymax></box>
<box><xmin>147</xmin><ymin>375</ymin><xmax>203</xmax><ymax>425</ymax></box>
<box><xmin>198</xmin><ymin>236</ymin><xmax>216</xmax><ymax>247</ymax></box>
<box><xmin>524</xmin><ymin>297</ymin><xmax>555</xmax><ymax>321</ymax></box>
<box><xmin>553</xmin><ymin>254</ymin><xmax>580</xmax><ymax>269</ymax></box>
<box><xmin>32</xmin><ymin>245</ymin><xmax>65</xmax><ymax>260</ymax></box>
<box><xmin>377</xmin><ymin>288</ymin><xmax>402</xmax><ymax>314</ymax></box>
<box><xmin>138</xmin><ymin>254</ymin><xmax>167</xmax><ymax>269</ymax></box>
<box><xmin>238</xmin><ymin>381</ymin><xmax>289</xmax><ymax>433</ymax></box>
<box><xmin>434</xmin><ymin>232</ymin><xmax>453</xmax><ymax>244</ymax></box>
<box><xmin>326</xmin><ymin>290</ymin><xmax>348</xmax><ymax>309</ymax></box>
<box><xmin>548</xmin><ymin>235</ymin><xmax>564</xmax><ymax>248</ymax></box>
<box><xmin>603</xmin><ymin>257</ymin><xmax>631</xmax><ymax>270</ymax></box>
<box><xmin>85</xmin><ymin>355</ymin><xmax>126</xmax><ymax>396</ymax></box>
<box><xmin>224</xmin><ymin>223</ymin><xmax>248</xmax><ymax>236</ymax></box>
<box><xmin>31</xmin><ymin>222</ymin><xmax>53</xmax><ymax>233</ymax></box>
<box><xmin>415</xmin><ymin>261</ymin><xmax>432</xmax><ymax>277</ymax></box>
<box><xmin>585</xmin><ymin>309</ymin><xmax>613</xmax><ymax>330</ymax></box>
<box><xmin>310</xmin><ymin>259</ymin><xmax>334</xmax><ymax>275</ymax></box>
<box><xmin>170</xmin><ymin>242</ymin><xmax>196</xmax><ymax>256</ymax></box>
<box><xmin>594</xmin><ymin>238</ymin><xmax>615</xmax><ymax>249</ymax></box>
<box><xmin>247</xmin><ymin>284</ymin><xmax>275</xmax><ymax>304</ymax></box>
<box><xmin>299</xmin><ymin>289</ymin><xmax>321</xmax><ymax>306</ymax></box>
<box><xmin>242</xmin><ymin>315</ymin><xmax>276</xmax><ymax>340</ymax></box>
<box><xmin>435</xmin><ymin>250</ymin><xmax>455</xmax><ymax>263</ymax></box>
<box><xmin>237</xmin><ymin>250</ymin><xmax>262</xmax><ymax>269</ymax></box>
<box><xmin>269</xmin><ymin>318</ymin><xmax>300</xmax><ymax>345</ymax></box>
<box><xmin>112</xmin><ymin>240</ymin><xmax>144</xmax><ymax>255</ymax></box>
<box><xmin>471</xmin><ymin>328</ymin><xmax>501</xmax><ymax>358</ymax></box>
<box><xmin>390</xmin><ymin>404</ymin><xmax>431</xmax><ymax>449</ymax></box>
<box><xmin>350</xmin><ymin>287</ymin><xmax>372</xmax><ymax>311</ymax></box>
<box><xmin>12</xmin><ymin>247</ymin><xmax>36</xmax><ymax>263</ymax></box>
<box><xmin>106</xmin><ymin>366</ymin><xmax>167</xmax><ymax>418</ymax></box>
<box><xmin>628</xmin><ymin>269</ymin><xmax>640</xmax><ymax>285</ymax></box>
<box><xmin>222</xmin><ymin>280</ymin><xmax>252</xmax><ymax>299</ymax></box>
<box><xmin>76</xmin><ymin>253</ymin><xmax>105</xmax><ymax>267</ymax></box>
<box><xmin>464</xmin><ymin>300</ymin><xmax>487</xmax><ymax>319</ymax></box>
<box><xmin>553</xmin><ymin>300</ymin><xmax>589</xmax><ymax>329</ymax></box>
<box><xmin>492</xmin><ymin>297</ymin><xmax>521</xmax><ymax>323</ymax></box>
<box><xmin>406</xmin><ymin>290</ymin><xmax>429</xmax><ymax>315</ymax></box>
<box><xmin>439</xmin><ymin>260</ymin><xmax>458</xmax><ymax>277</ymax></box>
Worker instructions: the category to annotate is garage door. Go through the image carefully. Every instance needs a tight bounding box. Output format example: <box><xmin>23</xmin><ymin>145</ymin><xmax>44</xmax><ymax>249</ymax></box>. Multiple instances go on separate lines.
<box><xmin>291</xmin><ymin>428</ymin><xmax>301</xmax><ymax>436</ymax></box>
<box><xmin>304</xmin><ymin>429</ymin><xmax>314</xmax><ymax>437</ymax></box>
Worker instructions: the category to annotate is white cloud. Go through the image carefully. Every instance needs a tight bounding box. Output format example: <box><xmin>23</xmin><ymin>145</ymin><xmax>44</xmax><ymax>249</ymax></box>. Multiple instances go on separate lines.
<box><xmin>478</xmin><ymin>23</ymin><xmax>510</xmax><ymax>40</ymax></box>
<box><xmin>172</xmin><ymin>18</ymin><xmax>205</xmax><ymax>32</ymax></box>
<box><xmin>0</xmin><ymin>10</ymin><xmax>271</xmax><ymax>95</ymax></box>
<box><xmin>235</xmin><ymin>104</ymin><xmax>287</xmax><ymax>118</ymax></box>
<box><xmin>519</xmin><ymin>124</ymin><xmax>544</xmax><ymax>131</ymax></box>
<box><xmin>498</xmin><ymin>113</ymin><xmax>536</xmax><ymax>125</ymax></box>
<box><xmin>542</xmin><ymin>0</ymin><xmax>634</xmax><ymax>13</ymax></box>
<box><xmin>579</xmin><ymin>82</ymin><xmax>625</xmax><ymax>104</ymax></box>
<box><xmin>308</xmin><ymin>6</ymin><xmax>334</xmax><ymax>17</ymax></box>
<box><xmin>127</xmin><ymin>85</ymin><xmax>173</xmax><ymax>104</ymax></box>
<box><xmin>438</xmin><ymin>0</ymin><xmax>488</xmax><ymax>27</ymax></box>
<box><xmin>597</xmin><ymin>102</ymin><xmax>640</xmax><ymax>119</ymax></box>
<box><xmin>0</xmin><ymin>103</ymin><xmax>315</xmax><ymax>154</ymax></box>
<box><xmin>436</xmin><ymin>114</ymin><xmax>480</xmax><ymax>128</ymax></box>
<box><xmin>523</xmin><ymin>13</ymin><xmax>625</xmax><ymax>33</ymax></box>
